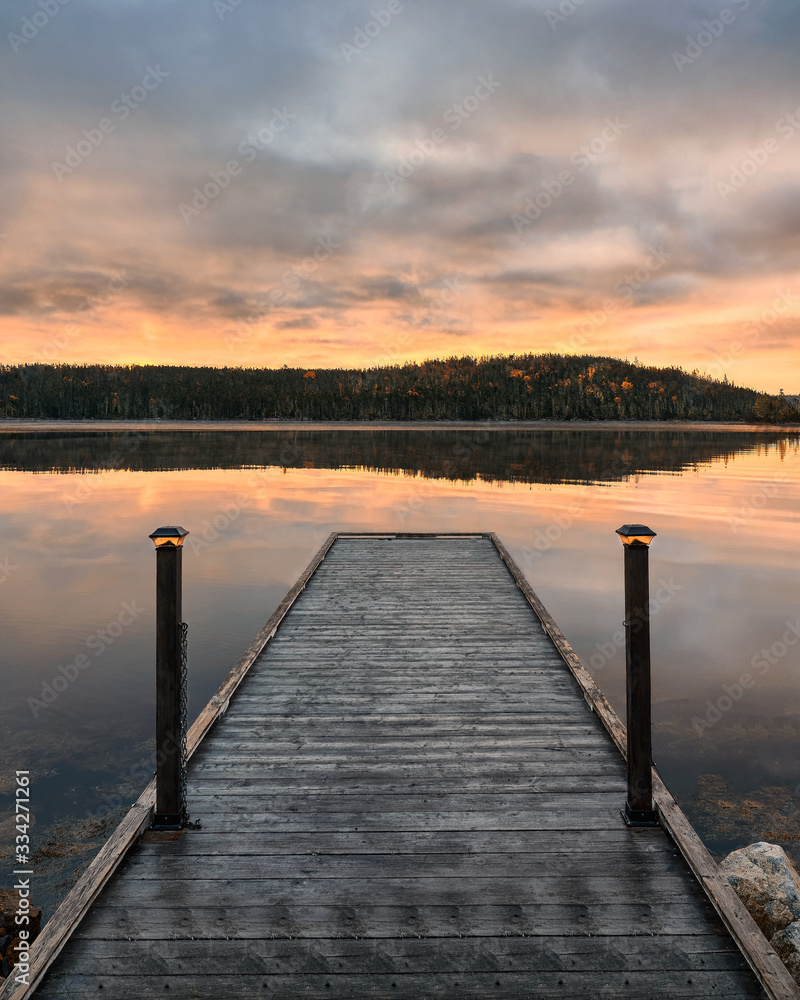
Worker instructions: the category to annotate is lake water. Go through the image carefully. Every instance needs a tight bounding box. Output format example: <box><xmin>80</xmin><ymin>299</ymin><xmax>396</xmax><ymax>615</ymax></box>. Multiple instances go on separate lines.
<box><xmin>1</xmin><ymin>423</ymin><xmax>800</xmax><ymax>922</ymax></box>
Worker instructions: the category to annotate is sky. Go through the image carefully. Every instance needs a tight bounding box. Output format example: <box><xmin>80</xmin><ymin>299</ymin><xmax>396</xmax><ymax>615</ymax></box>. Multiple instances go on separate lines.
<box><xmin>1</xmin><ymin>0</ymin><xmax>799</xmax><ymax>391</ymax></box>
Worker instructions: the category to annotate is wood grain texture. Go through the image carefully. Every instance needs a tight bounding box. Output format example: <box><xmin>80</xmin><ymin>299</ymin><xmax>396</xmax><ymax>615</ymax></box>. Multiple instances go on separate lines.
<box><xmin>5</xmin><ymin>533</ymin><xmax>338</xmax><ymax>1000</ymax></box>
<box><xmin>27</xmin><ymin>971</ymin><xmax>770</xmax><ymax>999</ymax></box>
<box><xmin>488</xmin><ymin>532</ymin><xmax>799</xmax><ymax>1000</ymax></box>
<box><xmin>25</xmin><ymin>534</ymin><xmax>785</xmax><ymax>999</ymax></box>
<box><xmin>0</xmin><ymin>796</ymin><xmax>154</xmax><ymax>1000</ymax></box>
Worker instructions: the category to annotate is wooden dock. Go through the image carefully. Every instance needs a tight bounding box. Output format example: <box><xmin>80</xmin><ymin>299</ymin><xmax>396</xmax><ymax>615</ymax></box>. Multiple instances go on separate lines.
<box><xmin>8</xmin><ymin>533</ymin><xmax>799</xmax><ymax>998</ymax></box>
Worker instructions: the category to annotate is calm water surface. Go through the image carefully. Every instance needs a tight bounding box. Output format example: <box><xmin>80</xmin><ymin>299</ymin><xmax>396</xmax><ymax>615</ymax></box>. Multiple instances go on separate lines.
<box><xmin>1</xmin><ymin>425</ymin><xmax>799</xmax><ymax>921</ymax></box>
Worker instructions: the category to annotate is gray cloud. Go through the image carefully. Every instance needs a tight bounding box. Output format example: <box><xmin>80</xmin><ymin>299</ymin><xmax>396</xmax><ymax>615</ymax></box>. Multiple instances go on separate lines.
<box><xmin>275</xmin><ymin>315</ymin><xmax>320</xmax><ymax>330</ymax></box>
<box><xmin>2</xmin><ymin>0</ymin><xmax>799</xmax><ymax>350</ymax></box>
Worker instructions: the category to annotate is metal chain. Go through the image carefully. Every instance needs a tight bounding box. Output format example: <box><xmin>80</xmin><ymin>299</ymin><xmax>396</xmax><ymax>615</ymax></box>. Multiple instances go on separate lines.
<box><xmin>179</xmin><ymin>621</ymin><xmax>189</xmax><ymax>823</ymax></box>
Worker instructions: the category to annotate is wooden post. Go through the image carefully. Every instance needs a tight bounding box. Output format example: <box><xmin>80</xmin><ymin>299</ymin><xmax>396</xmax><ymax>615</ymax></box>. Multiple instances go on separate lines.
<box><xmin>616</xmin><ymin>524</ymin><xmax>659</xmax><ymax>827</ymax></box>
<box><xmin>149</xmin><ymin>526</ymin><xmax>189</xmax><ymax>829</ymax></box>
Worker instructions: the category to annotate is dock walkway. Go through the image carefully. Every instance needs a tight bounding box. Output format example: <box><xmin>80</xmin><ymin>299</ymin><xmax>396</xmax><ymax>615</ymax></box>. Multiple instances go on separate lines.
<box><xmin>20</xmin><ymin>534</ymin><xmax>793</xmax><ymax>997</ymax></box>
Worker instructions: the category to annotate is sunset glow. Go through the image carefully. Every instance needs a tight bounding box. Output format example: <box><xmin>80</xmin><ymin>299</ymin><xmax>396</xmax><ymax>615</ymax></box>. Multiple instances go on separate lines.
<box><xmin>3</xmin><ymin>1</ymin><xmax>799</xmax><ymax>391</ymax></box>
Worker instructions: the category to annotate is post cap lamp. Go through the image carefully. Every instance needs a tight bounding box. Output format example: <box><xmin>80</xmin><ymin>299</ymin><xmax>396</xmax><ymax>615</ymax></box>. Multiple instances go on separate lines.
<box><xmin>615</xmin><ymin>524</ymin><xmax>657</xmax><ymax>547</ymax></box>
<box><xmin>149</xmin><ymin>526</ymin><xmax>189</xmax><ymax>548</ymax></box>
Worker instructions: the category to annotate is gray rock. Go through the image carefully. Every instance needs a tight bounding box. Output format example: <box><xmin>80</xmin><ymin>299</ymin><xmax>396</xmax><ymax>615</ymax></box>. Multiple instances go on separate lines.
<box><xmin>719</xmin><ymin>842</ymin><xmax>800</xmax><ymax>938</ymax></box>
<box><xmin>771</xmin><ymin>922</ymin><xmax>800</xmax><ymax>984</ymax></box>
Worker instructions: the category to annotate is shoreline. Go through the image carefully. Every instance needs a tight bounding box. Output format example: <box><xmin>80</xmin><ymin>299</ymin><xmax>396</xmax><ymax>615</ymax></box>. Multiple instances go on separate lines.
<box><xmin>0</xmin><ymin>419</ymin><xmax>798</xmax><ymax>433</ymax></box>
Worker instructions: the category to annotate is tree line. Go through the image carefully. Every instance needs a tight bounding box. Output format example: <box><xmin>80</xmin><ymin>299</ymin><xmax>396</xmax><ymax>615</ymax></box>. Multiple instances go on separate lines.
<box><xmin>0</xmin><ymin>355</ymin><xmax>795</xmax><ymax>422</ymax></box>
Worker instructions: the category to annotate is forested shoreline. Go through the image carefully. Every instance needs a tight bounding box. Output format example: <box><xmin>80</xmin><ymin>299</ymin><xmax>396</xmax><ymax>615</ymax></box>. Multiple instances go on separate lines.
<box><xmin>0</xmin><ymin>355</ymin><xmax>795</xmax><ymax>422</ymax></box>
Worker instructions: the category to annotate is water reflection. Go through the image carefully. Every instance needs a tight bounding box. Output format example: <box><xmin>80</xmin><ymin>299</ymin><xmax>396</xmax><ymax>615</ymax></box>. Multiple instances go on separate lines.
<box><xmin>1</xmin><ymin>426</ymin><xmax>797</xmax><ymax>482</ymax></box>
<box><xmin>0</xmin><ymin>427</ymin><xmax>799</xmax><ymax>920</ymax></box>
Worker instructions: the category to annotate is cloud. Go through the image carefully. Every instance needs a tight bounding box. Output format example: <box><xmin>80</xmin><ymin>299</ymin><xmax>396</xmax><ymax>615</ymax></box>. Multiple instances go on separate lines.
<box><xmin>0</xmin><ymin>0</ymin><xmax>799</xmax><ymax>389</ymax></box>
<box><xmin>275</xmin><ymin>315</ymin><xmax>319</xmax><ymax>330</ymax></box>
<box><xmin>0</xmin><ymin>287</ymin><xmax>39</xmax><ymax>317</ymax></box>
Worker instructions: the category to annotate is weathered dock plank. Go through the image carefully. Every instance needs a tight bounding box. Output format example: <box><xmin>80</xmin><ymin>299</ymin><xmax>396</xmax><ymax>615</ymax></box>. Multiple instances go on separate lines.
<box><xmin>73</xmin><ymin>899</ymin><xmax>746</xmax><ymax>940</ymax></box>
<box><xmin>54</xmin><ymin>934</ymin><xmax>756</xmax><ymax>974</ymax></box>
<box><xmin>29</xmin><ymin>971</ymin><xmax>768</xmax><ymax>999</ymax></box>
<box><xmin>17</xmin><ymin>534</ymin><xmax>796</xmax><ymax>999</ymax></box>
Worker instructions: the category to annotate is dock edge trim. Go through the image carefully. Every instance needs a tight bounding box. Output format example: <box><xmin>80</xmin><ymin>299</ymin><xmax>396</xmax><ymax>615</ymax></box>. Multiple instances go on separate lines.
<box><xmin>9</xmin><ymin>529</ymin><xmax>796</xmax><ymax>1000</ymax></box>
<box><xmin>1</xmin><ymin>531</ymin><xmax>339</xmax><ymax>1000</ymax></box>
<box><xmin>489</xmin><ymin>531</ymin><xmax>800</xmax><ymax>1000</ymax></box>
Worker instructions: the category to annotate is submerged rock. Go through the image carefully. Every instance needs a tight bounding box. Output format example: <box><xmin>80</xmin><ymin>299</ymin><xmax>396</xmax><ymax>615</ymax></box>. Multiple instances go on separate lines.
<box><xmin>771</xmin><ymin>922</ymin><xmax>800</xmax><ymax>983</ymax></box>
<box><xmin>720</xmin><ymin>841</ymin><xmax>800</xmax><ymax>938</ymax></box>
<box><xmin>0</xmin><ymin>888</ymin><xmax>42</xmax><ymax>980</ymax></box>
